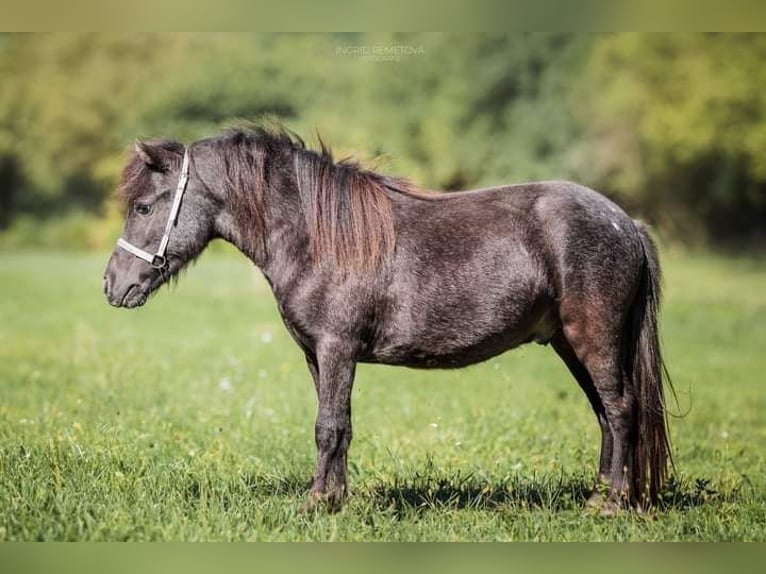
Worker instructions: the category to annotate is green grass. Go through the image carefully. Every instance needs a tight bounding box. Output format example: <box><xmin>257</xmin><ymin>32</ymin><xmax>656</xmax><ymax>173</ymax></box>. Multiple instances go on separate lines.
<box><xmin>1</xmin><ymin>248</ymin><xmax>764</xmax><ymax>541</ymax></box>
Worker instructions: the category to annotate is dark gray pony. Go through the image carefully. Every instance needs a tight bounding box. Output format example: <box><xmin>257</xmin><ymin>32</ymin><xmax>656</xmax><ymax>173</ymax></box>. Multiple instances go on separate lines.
<box><xmin>104</xmin><ymin>125</ymin><xmax>673</xmax><ymax>514</ymax></box>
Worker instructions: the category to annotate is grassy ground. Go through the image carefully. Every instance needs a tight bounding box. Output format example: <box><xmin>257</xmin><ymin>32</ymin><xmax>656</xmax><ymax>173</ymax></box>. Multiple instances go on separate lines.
<box><xmin>1</xmin><ymin>248</ymin><xmax>764</xmax><ymax>541</ymax></box>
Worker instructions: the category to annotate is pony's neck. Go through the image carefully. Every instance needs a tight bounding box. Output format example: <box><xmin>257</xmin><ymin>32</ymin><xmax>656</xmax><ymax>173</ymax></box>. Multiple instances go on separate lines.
<box><xmin>261</xmin><ymin>181</ymin><xmax>314</xmax><ymax>294</ymax></box>
<box><xmin>213</xmin><ymin>155</ymin><xmax>312</xmax><ymax>292</ymax></box>
<box><xmin>213</xmin><ymin>209</ymin><xmax>260</xmax><ymax>261</ymax></box>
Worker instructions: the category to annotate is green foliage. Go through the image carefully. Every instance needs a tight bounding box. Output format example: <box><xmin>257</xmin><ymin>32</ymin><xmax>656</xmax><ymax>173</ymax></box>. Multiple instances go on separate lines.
<box><xmin>586</xmin><ymin>34</ymin><xmax>766</xmax><ymax>240</ymax></box>
<box><xmin>1</xmin><ymin>35</ymin><xmax>174</xmax><ymax>212</ymax></box>
<box><xmin>0</xmin><ymin>34</ymin><xmax>340</xmax><ymax>222</ymax></box>
<box><xmin>0</xmin><ymin>212</ymin><xmax>98</xmax><ymax>250</ymax></box>
<box><xmin>0</xmin><ymin>251</ymin><xmax>764</xmax><ymax>540</ymax></box>
<box><xmin>1</xmin><ymin>33</ymin><xmax>765</xmax><ymax>244</ymax></box>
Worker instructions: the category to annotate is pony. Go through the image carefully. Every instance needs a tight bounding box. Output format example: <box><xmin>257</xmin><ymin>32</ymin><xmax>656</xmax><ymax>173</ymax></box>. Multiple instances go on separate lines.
<box><xmin>103</xmin><ymin>125</ymin><xmax>673</xmax><ymax>513</ymax></box>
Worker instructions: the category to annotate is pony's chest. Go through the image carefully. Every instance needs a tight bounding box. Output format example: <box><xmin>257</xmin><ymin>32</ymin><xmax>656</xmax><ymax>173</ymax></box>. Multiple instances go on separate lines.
<box><xmin>275</xmin><ymin>300</ymin><xmax>318</xmax><ymax>354</ymax></box>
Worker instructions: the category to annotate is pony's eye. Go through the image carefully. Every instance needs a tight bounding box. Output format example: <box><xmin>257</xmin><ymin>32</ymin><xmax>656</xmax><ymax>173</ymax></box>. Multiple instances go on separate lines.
<box><xmin>134</xmin><ymin>203</ymin><xmax>152</xmax><ymax>216</ymax></box>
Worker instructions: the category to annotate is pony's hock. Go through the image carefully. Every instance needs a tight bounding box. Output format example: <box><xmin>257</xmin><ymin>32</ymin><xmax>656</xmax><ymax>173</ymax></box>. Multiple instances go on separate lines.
<box><xmin>104</xmin><ymin>124</ymin><xmax>674</xmax><ymax>513</ymax></box>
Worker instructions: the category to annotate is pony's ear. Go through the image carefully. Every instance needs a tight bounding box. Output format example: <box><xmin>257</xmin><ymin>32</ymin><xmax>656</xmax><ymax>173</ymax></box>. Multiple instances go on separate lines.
<box><xmin>134</xmin><ymin>140</ymin><xmax>182</xmax><ymax>172</ymax></box>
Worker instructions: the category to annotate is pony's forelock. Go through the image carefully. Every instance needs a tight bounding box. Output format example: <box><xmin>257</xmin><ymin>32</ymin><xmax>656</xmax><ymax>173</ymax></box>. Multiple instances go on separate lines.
<box><xmin>117</xmin><ymin>139</ymin><xmax>184</xmax><ymax>205</ymax></box>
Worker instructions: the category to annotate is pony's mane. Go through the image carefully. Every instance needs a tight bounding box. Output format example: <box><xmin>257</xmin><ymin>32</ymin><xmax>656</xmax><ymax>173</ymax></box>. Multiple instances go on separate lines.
<box><xmin>215</xmin><ymin>124</ymin><xmax>418</xmax><ymax>270</ymax></box>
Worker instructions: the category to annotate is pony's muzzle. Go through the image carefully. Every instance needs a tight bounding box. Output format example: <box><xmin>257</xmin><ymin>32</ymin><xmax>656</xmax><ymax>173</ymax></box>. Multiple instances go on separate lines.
<box><xmin>104</xmin><ymin>274</ymin><xmax>135</xmax><ymax>307</ymax></box>
<box><xmin>103</xmin><ymin>256</ymin><xmax>144</xmax><ymax>308</ymax></box>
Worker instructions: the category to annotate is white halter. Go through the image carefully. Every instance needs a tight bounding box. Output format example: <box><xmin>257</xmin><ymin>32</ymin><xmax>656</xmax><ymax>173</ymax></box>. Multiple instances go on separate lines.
<box><xmin>116</xmin><ymin>149</ymin><xmax>190</xmax><ymax>269</ymax></box>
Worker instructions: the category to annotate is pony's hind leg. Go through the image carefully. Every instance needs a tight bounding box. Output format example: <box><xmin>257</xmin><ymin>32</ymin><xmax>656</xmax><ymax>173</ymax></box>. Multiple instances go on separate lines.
<box><xmin>558</xmin><ymin>306</ymin><xmax>636</xmax><ymax>515</ymax></box>
<box><xmin>550</xmin><ymin>331</ymin><xmax>612</xmax><ymax>505</ymax></box>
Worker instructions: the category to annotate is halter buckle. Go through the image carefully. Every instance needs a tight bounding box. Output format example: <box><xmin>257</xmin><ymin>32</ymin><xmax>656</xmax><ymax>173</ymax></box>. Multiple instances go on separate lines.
<box><xmin>151</xmin><ymin>255</ymin><xmax>167</xmax><ymax>269</ymax></box>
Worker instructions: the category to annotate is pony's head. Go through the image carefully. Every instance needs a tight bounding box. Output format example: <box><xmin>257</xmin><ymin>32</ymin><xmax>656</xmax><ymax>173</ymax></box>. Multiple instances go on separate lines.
<box><xmin>103</xmin><ymin>140</ymin><xmax>218</xmax><ymax>308</ymax></box>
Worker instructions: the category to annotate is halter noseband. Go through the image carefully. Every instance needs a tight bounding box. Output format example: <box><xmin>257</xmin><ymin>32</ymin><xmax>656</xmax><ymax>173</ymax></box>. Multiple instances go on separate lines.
<box><xmin>116</xmin><ymin>149</ymin><xmax>190</xmax><ymax>269</ymax></box>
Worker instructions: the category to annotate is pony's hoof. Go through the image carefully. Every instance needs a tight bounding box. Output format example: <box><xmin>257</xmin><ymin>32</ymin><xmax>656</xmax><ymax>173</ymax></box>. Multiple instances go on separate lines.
<box><xmin>585</xmin><ymin>491</ymin><xmax>606</xmax><ymax>509</ymax></box>
<box><xmin>301</xmin><ymin>489</ymin><xmax>347</xmax><ymax>514</ymax></box>
<box><xmin>598</xmin><ymin>499</ymin><xmax>624</xmax><ymax>517</ymax></box>
<box><xmin>300</xmin><ymin>491</ymin><xmax>323</xmax><ymax>514</ymax></box>
<box><xmin>584</xmin><ymin>492</ymin><xmax>626</xmax><ymax>517</ymax></box>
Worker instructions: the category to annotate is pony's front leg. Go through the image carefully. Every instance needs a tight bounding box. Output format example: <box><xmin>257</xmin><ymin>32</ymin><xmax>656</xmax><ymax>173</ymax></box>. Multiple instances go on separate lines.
<box><xmin>305</xmin><ymin>344</ymin><xmax>356</xmax><ymax>512</ymax></box>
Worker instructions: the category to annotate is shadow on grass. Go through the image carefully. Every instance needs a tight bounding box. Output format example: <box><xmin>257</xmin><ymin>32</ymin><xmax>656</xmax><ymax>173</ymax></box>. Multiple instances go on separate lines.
<box><xmin>366</xmin><ymin>473</ymin><xmax>592</xmax><ymax>515</ymax></box>
<box><xmin>363</xmin><ymin>473</ymin><xmax>724</xmax><ymax>516</ymax></box>
<box><xmin>180</xmin><ymin>469</ymin><xmax>726</xmax><ymax>515</ymax></box>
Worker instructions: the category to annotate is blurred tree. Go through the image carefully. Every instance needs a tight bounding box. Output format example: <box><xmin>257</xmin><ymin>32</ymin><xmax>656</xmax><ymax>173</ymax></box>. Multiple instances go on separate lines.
<box><xmin>0</xmin><ymin>34</ymin><xmax>184</xmax><ymax>221</ymax></box>
<box><xmin>1</xmin><ymin>33</ymin><xmax>765</xmax><ymax>245</ymax></box>
<box><xmin>586</xmin><ymin>33</ymin><xmax>766</xmax><ymax>242</ymax></box>
<box><xmin>465</xmin><ymin>33</ymin><xmax>592</xmax><ymax>186</ymax></box>
<box><xmin>0</xmin><ymin>33</ymin><xmax>337</xmax><ymax>226</ymax></box>
<box><xmin>316</xmin><ymin>33</ymin><xmax>590</xmax><ymax>191</ymax></box>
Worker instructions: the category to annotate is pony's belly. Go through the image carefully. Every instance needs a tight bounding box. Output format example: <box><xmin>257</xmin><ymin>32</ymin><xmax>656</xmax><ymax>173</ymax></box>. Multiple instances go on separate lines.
<box><xmin>367</xmin><ymin>312</ymin><xmax>558</xmax><ymax>369</ymax></box>
<box><xmin>368</xmin><ymin>341</ymin><xmax>522</xmax><ymax>369</ymax></box>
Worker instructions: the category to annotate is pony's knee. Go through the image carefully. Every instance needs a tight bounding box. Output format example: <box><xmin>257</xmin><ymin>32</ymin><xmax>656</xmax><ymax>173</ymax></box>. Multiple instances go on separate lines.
<box><xmin>314</xmin><ymin>419</ymin><xmax>351</xmax><ymax>452</ymax></box>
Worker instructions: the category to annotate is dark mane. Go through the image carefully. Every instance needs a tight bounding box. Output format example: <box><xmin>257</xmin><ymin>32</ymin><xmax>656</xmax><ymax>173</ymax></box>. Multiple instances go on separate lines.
<box><xmin>215</xmin><ymin>124</ymin><xmax>416</xmax><ymax>270</ymax></box>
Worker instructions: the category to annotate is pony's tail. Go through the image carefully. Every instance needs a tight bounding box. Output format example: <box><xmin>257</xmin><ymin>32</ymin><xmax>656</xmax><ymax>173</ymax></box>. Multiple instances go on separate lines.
<box><xmin>624</xmin><ymin>222</ymin><xmax>674</xmax><ymax>507</ymax></box>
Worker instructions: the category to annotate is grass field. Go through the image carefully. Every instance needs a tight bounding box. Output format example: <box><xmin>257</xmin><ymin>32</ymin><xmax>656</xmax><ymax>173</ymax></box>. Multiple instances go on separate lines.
<box><xmin>1</xmin><ymin>248</ymin><xmax>764</xmax><ymax>541</ymax></box>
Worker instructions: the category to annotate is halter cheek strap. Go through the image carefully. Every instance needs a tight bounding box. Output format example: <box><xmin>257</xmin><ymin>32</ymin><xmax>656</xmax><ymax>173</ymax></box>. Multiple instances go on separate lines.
<box><xmin>116</xmin><ymin>149</ymin><xmax>190</xmax><ymax>269</ymax></box>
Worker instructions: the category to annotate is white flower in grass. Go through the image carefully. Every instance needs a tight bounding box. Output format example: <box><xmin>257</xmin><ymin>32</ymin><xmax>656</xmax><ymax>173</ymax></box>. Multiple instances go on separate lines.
<box><xmin>244</xmin><ymin>396</ymin><xmax>257</xmax><ymax>419</ymax></box>
<box><xmin>260</xmin><ymin>332</ymin><xmax>273</xmax><ymax>344</ymax></box>
<box><xmin>218</xmin><ymin>376</ymin><xmax>233</xmax><ymax>393</ymax></box>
